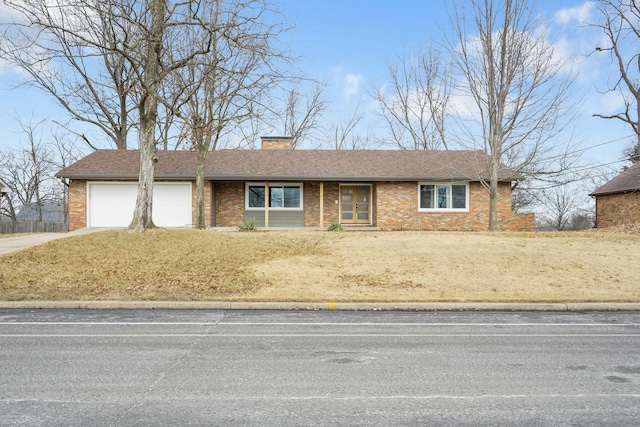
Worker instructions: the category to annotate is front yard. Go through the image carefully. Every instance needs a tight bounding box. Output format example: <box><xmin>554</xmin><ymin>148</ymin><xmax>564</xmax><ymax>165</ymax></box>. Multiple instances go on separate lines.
<box><xmin>0</xmin><ymin>229</ymin><xmax>638</xmax><ymax>302</ymax></box>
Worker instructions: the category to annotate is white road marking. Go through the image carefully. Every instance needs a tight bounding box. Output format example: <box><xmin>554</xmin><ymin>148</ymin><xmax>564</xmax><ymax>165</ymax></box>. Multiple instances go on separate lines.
<box><xmin>1</xmin><ymin>333</ymin><xmax>640</xmax><ymax>338</ymax></box>
<box><xmin>2</xmin><ymin>394</ymin><xmax>640</xmax><ymax>402</ymax></box>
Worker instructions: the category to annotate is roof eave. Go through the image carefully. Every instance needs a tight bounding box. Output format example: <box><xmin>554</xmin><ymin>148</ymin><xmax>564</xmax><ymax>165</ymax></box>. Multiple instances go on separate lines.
<box><xmin>57</xmin><ymin>173</ymin><xmax>522</xmax><ymax>182</ymax></box>
<box><xmin>57</xmin><ymin>174</ymin><xmax>194</xmax><ymax>180</ymax></box>
<box><xmin>590</xmin><ymin>188</ymin><xmax>640</xmax><ymax>197</ymax></box>
<box><xmin>204</xmin><ymin>175</ymin><xmax>521</xmax><ymax>182</ymax></box>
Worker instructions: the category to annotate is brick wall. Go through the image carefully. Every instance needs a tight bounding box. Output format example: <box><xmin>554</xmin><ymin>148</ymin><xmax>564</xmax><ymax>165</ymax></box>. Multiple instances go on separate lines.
<box><xmin>375</xmin><ymin>181</ymin><xmax>534</xmax><ymax>231</ymax></box>
<box><xmin>191</xmin><ymin>181</ymin><xmax>212</xmax><ymax>227</ymax></box>
<box><xmin>303</xmin><ymin>182</ymin><xmax>340</xmax><ymax>226</ymax></box>
<box><xmin>261</xmin><ymin>137</ymin><xmax>293</xmax><ymax>150</ymax></box>
<box><xmin>68</xmin><ymin>179</ymin><xmax>87</xmax><ymax>231</ymax></box>
<box><xmin>213</xmin><ymin>182</ymin><xmax>245</xmax><ymax>226</ymax></box>
<box><xmin>595</xmin><ymin>191</ymin><xmax>640</xmax><ymax>228</ymax></box>
<box><xmin>69</xmin><ymin>178</ymin><xmax>534</xmax><ymax>231</ymax></box>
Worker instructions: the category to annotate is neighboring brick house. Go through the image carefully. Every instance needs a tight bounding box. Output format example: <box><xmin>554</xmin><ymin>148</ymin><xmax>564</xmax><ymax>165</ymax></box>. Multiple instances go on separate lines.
<box><xmin>590</xmin><ymin>161</ymin><xmax>640</xmax><ymax>228</ymax></box>
<box><xmin>56</xmin><ymin>137</ymin><xmax>535</xmax><ymax>231</ymax></box>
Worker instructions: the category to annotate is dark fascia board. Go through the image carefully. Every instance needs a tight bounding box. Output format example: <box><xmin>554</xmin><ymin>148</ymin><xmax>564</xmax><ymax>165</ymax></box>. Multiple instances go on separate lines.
<box><xmin>589</xmin><ymin>188</ymin><xmax>640</xmax><ymax>197</ymax></box>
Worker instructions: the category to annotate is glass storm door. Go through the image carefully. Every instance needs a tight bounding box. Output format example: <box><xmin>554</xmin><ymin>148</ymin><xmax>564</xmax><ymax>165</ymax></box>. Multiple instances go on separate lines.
<box><xmin>340</xmin><ymin>185</ymin><xmax>371</xmax><ymax>224</ymax></box>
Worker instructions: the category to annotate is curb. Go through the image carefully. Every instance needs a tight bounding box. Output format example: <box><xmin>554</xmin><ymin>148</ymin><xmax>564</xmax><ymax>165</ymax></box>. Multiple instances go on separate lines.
<box><xmin>1</xmin><ymin>301</ymin><xmax>639</xmax><ymax>311</ymax></box>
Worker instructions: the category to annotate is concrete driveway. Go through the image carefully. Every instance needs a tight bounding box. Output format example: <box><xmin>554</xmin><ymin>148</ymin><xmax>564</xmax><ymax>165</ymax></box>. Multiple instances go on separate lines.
<box><xmin>0</xmin><ymin>228</ymin><xmax>107</xmax><ymax>255</ymax></box>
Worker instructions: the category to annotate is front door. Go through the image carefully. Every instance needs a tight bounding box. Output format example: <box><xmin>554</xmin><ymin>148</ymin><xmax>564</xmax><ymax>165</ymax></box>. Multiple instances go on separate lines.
<box><xmin>340</xmin><ymin>185</ymin><xmax>371</xmax><ymax>224</ymax></box>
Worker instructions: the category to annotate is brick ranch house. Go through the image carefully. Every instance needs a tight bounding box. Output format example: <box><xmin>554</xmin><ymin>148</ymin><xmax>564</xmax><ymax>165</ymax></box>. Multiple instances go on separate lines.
<box><xmin>56</xmin><ymin>138</ymin><xmax>535</xmax><ymax>231</ymax></box>
<box><xmin>590</xmin><ymin>161</ymin><xmax>640</xmax><ymax>228</ymax></box>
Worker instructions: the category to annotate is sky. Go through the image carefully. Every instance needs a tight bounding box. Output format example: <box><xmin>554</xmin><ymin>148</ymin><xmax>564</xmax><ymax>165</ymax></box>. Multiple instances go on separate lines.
<box><xmin>0</xmin><ymin>0</ymin><xmax>635</xmax><ymax>183</ymax></box>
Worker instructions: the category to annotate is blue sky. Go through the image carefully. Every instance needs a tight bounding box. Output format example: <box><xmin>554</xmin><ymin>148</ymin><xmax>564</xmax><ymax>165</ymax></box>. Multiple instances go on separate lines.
<box><xmin>0</xmin><ymin>0</ymin><xmax>634</xmax><ymax>178</ymax></box>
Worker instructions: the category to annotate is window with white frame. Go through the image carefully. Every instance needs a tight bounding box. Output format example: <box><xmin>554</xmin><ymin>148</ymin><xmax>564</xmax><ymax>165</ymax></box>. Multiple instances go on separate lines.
<box><xmin>419</xmin><ymin>183</ymin><xmax>468</xmax><ymax>211</ymax></box>
<box><xmin>246</xmin><ymin>183</ymin><xmax>303</xmax><ymax>210</ymax></box>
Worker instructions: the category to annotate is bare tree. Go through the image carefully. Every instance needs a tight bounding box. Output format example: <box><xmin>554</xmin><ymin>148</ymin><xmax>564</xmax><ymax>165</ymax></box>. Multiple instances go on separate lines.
<box><xmin>537</xmin><ymin>184</ymin><xmax>586</xmax><ymax>231</ymax></box>
<box><xmin>50</xmin><ymin>128</ymin><xmax>85</xmax><ymax>224</ymax></box>
<box><xmin>327</xmin><ymin>105</ymin><xmax>366</xmax><ymax>150</ymax></box>
<box><xmin>3</xmin><ymin>0</ymin><xmax>279</xmax><ymax>232</ymax></box>
<box><xmin>373</xmin><ymin>46</ymin><xmax>451</xmax><ymax>150</ymax></box>
<box><xmin>0</xmin><ymin>118</ymin><xmax>60</xmax><ymax>222</ymax></box>
<box><xmin>1</xmin><ymin>0</ymin><xmax>137</xmax><ymax>150</ymax></box>
<box><xmin>282</xmin><ymin>82</ymin><xmax>328</xmax><ymax>149</ymax></box>
<box><xmin>592</xmin><ymin>0</ymin><xmax>640</xmax><ymax>163</ymax></box>
<box><xmin>171</xmin><ymin>0</ymin><xmax>289</xmax><ymax>229</ymax></box>
<box><xmin>447</xmin><ymin>0</ymin><xmax>574</xmax><ymax>231</ymax></box>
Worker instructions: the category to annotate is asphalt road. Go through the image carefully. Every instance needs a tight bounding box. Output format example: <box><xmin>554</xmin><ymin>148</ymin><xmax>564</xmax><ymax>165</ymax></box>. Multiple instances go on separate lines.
<box><xmin>1</xmin><ymin>309</ymin><xmax>639</xmax><ymax>426</ymax></box>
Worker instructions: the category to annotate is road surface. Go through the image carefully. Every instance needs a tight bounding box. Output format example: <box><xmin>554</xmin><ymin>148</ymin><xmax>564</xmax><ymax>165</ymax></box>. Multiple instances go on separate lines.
<box><xmin>1</xmin><ymin>309</ymin><xmax>639</xmax><ymax>426</ymax></box>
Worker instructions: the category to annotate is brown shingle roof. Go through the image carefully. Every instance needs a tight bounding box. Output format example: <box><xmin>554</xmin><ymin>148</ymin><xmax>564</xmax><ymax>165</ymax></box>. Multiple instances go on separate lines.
<box><xmin>56</xmin><ymin>149</ymin><xmax>524</xmax><ymax>182</ymax></box>
<box><xmin>590</xmin><ymin>161</ymin><xmax>640</xmax><ymax>196</ymax></box>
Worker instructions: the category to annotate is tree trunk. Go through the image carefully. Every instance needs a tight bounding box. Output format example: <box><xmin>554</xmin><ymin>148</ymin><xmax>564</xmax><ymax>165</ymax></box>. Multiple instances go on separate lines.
<box><xmin>129</xmin><ymin>124</ymin><xmax>157</xmax><ymax>232</ymax></box>
<box><xmin>195</xmin><ymin>145</ymin><xmax>207</xmax><ymax>229</ymax></box>
<box><xmin>128</xmin><ymin>0</ymin><xmax>165</xmax><ymax>233</ymax></box>
<box><xmin>488</xmin><ymin>180</ymin><xmax>499</xmax><ymax>232</ymax></box>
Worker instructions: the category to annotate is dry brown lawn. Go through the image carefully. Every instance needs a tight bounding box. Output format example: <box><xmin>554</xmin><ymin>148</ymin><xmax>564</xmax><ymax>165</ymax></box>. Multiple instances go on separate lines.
<box><xmin>0</xmin><ymin>228</ymin><xmax>638</xmax><ymax>302</ymax></box>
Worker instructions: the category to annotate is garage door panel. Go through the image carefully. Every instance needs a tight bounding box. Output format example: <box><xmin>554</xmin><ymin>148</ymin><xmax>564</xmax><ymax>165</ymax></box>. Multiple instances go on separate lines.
<box><xmin>153</xmin><ymin>184</ymin><xmax>193</xmax><ymax>227</ymax></box>
<box><xmin>88</xmin><ymin>184</ymin><xmax>137</xmax><ymax>227</ymax></box>
<box><xmin>88</xmin><ymin>182</ymin><xmax>192</xmax><ymax>228</ymax></box>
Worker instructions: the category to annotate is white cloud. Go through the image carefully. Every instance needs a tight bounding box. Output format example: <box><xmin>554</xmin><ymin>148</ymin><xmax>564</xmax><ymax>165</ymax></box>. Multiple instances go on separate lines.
<box><xmin>344</xmin><ymin>73</ymin><xmax>363</xmax><ymax>102</ymax></box>
<box><xmin>554</xmin><ymin>1</ymin><xmax>595</xmax><ymax>25</ymax></box>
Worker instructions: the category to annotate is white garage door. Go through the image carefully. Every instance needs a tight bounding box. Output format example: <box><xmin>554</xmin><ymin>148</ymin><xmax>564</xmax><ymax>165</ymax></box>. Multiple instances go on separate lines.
<box><xmin>88</xmin><ymin>182</ymin><xmax>192</xmax><ymax>228</ymax></box>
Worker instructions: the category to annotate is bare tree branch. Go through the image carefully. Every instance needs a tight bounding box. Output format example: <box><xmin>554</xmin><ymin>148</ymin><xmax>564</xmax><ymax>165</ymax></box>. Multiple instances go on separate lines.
<box><xmin>446</xmin><ymin>0</ymin><xmax>575</xmax><ymax>230</ymax></box>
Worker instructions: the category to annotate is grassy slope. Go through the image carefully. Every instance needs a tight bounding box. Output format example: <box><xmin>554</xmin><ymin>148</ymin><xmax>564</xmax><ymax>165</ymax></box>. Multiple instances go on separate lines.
<box><xmin>0</xmin><ymin>229</ymin><xmax>638</xmax><ymax>302</ymax></box>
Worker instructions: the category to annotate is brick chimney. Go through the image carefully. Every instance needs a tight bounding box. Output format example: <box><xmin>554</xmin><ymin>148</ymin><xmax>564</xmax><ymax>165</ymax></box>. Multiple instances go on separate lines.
<box><xmin>261</xmin><ymin>136</ymin><xmax>293</xmax><ymax>150</ymax></box>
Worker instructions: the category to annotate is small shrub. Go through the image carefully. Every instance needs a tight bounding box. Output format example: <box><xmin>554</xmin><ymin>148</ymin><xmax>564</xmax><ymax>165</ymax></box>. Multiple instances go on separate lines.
<box><xmin>238</xmin><ymin>217</ymin><xmax>258</xmax><ymax>231</ymax></box>
<box><xmin>327</xmin><ymin>221</ymin><xmax>343</xmax><ymax>232</ymax></box>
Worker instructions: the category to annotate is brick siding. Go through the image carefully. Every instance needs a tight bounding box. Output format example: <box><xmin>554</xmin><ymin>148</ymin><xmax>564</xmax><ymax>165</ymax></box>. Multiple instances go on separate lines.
<box><xmin>68</xmin><ymin>178</ymin><xmax>534</xmax><ymax>231</ymax></box>
<box><xmin>68</xmin><ymin>179</ymin><xmax>87</xmax><ymax>231</ymax></box>
<box><xmin>375</xmin><ymin>181</ymin><xmax>534</xmax><ymax>231</ymax></box>
<box><xmin>595</xmin><ymin>191</ymin><xmax>640</xmax><ymax>228</ymax></box>
<box><xmin>260</xmin><ymin>138</ymin><xmax>293</xmax><ymax>150</ymax></box>
<box><xmin>303</xmin><ymin>182</ymin><xmax>340</xmax><ymax>227</ymax></box>
<box><xmin>213</xmin><ymin>182</ymin><xmax>245</xmax><ymax>227</ymax></box>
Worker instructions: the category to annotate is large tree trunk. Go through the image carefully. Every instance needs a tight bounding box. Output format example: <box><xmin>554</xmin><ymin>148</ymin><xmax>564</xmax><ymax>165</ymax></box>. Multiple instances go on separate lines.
<box><xmin>128</xmin><ymin>0</ymin><xmax>165</xmax><ymax>233</ymax></box>
<box><xmin>129</xmin><ymin>121</ymin><xmax>157</xmax><ymax>232</ymax></box>
<box><xmin>488</xmin><ymin>180</ymin><xmax>499</xmax><ymax>232</ymax></box>
<box><xmin>195</xmin><ymin>145</ymin><xmax>207</xmax><ymax>229</ymax></box>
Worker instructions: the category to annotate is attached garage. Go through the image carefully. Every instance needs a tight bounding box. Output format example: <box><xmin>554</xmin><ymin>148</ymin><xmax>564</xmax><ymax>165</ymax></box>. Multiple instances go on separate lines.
<box><xmin>87</xmin><ymin>182</ymin><xmax>192</xmax><ymax>228</ymax></box>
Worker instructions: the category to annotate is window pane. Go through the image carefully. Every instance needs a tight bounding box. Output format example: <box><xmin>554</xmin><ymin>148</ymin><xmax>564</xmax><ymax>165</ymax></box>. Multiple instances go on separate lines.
<box><xmin>420</xmin><ymin>185</ymin><xmax>434</xmax><ymax>209</ymax></box>
<box><xmin>437</xmin><ymin>185</ymin><xmax>449</xmax><ymax>209</ymax></box>
<box><xmin>452</xmin><ymin>185</ymin><xmax>466</xmax><ymax>209</ymax></box>
<box><xmin>283</xmin><ymin>187</ymin><xmax>300</xmax><ymax>208</ymax></box>
<box><xmin>248</xmin><ymin>186</ymin><xmax>265</xmax><ymax>208</ymax></box>
<box><xmin>270</xmin><ymin>187</ymin><xmax>283</xmax><ymax>208</ymax></box>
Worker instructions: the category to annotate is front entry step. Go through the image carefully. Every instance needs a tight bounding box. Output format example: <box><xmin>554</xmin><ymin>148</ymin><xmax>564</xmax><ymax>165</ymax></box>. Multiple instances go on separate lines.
<box><xmin>340</xmin><ymin>226</ymin><xmax>381</xmax><ymax>232</ymax></box>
